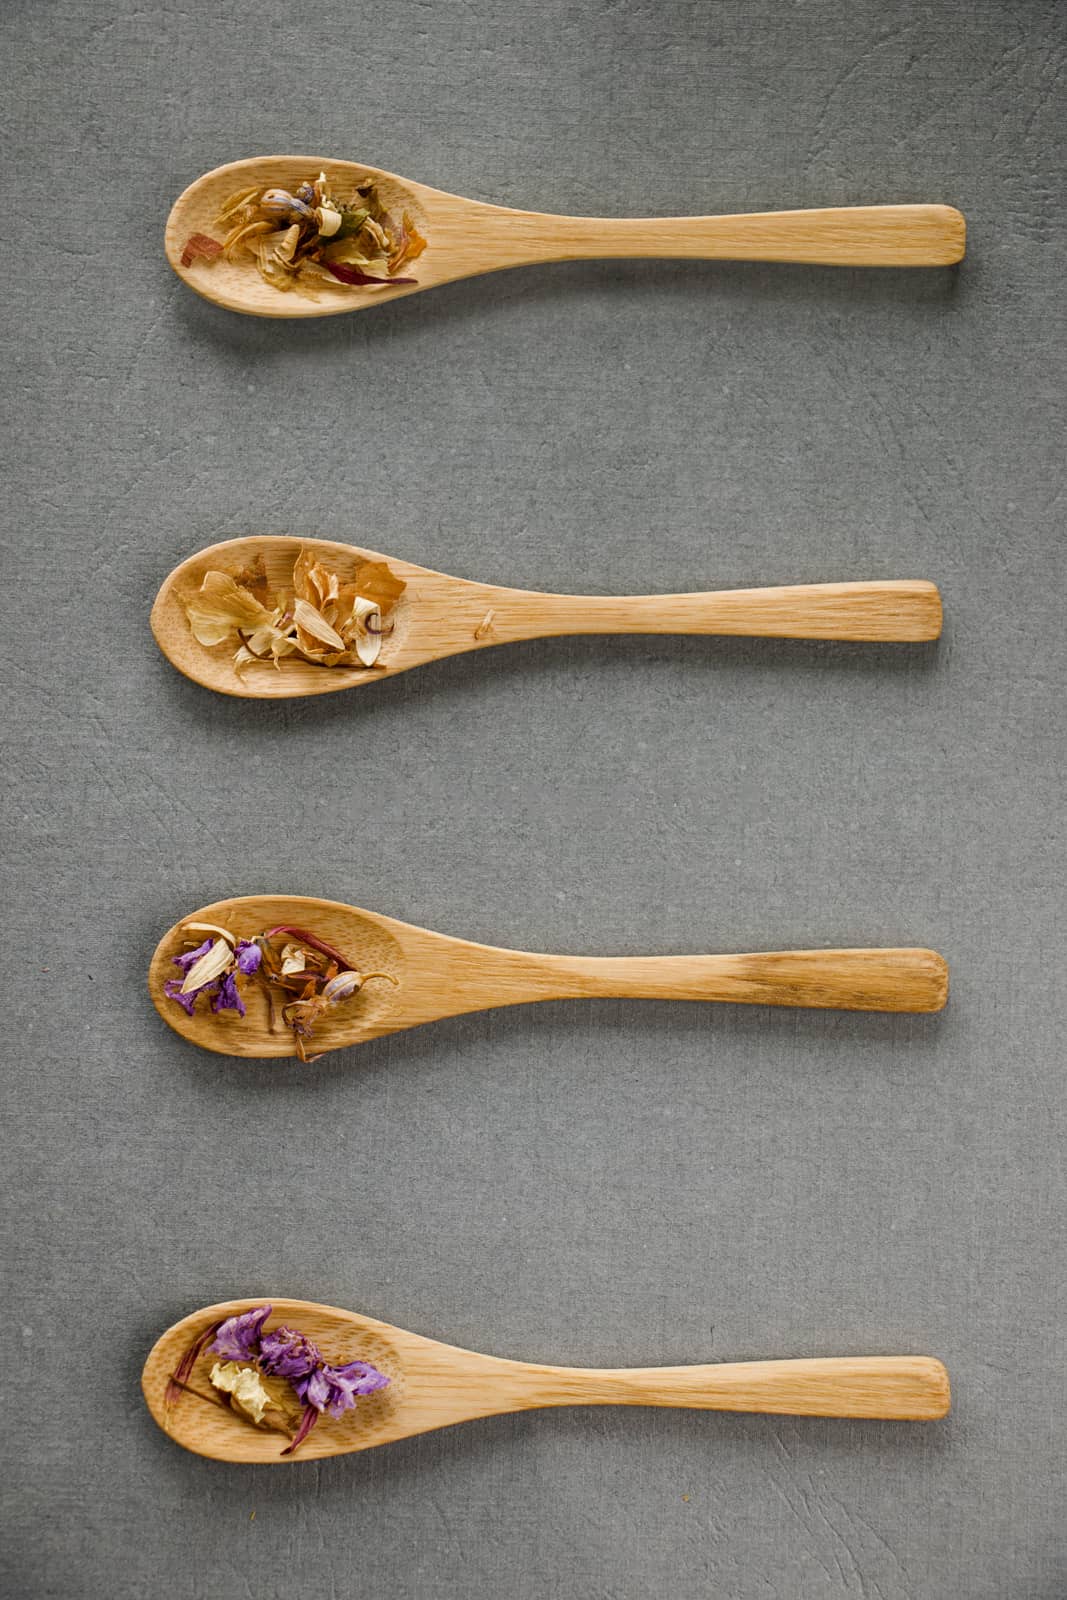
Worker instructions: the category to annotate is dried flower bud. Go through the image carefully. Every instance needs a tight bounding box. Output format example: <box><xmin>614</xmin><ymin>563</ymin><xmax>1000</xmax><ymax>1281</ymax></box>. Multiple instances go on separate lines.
<box><xmin>322</xmin><ymin>970</ymin><xmax>363</xmax><ymax>1003</ymax></box>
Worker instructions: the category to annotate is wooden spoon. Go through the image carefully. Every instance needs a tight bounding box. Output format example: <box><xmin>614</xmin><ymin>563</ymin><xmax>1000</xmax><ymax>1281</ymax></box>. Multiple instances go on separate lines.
<box><xmin>152</xmin><ymin>536</ymin><xmax>943</xmax><ymax>699</ymax></box>
<box><xmin>165</xmin><ymin>156</ymin><xmax>967</xmax><ymax>318</ymax></box>
<box><xmin>148</xmin><ymin>894</ymin><xmax>949</xmax><ymax>1059</ymax></box>
<box><xmin>142</xmin><ymin>1297</ymin><xmax>951</xmax><ymax>1462</ymax></box>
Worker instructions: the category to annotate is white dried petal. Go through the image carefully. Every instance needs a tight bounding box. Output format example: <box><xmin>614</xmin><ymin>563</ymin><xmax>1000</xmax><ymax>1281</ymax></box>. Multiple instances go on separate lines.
<box><xmin>280</xmin><ymin>943</ymin><xmax>307</xmax><ymax>976</ymax></box>
<box><xmin>316</xmin><ymin>204</ymin><xmax>342</xmax><ymax>238</ymax></box>
<box><xmin>351</xmin><ymin>596</ymin><xmax>382</xmax><ymax>666</ymax></box>
<box><xmin>210</xmin><ymin>1362</ymin><xmax>273</xmax><ymax>1426</ymax></box>
<box><xmin>180</xmin><ymin>937</ymin><xmax>234</xmax><ymax>995</ymax></box>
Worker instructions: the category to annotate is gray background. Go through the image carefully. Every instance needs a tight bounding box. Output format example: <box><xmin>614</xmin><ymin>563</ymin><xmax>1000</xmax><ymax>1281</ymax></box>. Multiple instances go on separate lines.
<box><xmin>2</xmin><ymin>1</ymin><xmax>1064</xmax><ymax>1596</ymax></box>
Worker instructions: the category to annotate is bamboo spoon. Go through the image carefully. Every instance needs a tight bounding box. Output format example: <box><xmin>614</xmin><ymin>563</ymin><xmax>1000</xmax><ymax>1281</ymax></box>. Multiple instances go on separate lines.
<box><xmin>142</xmin><ymin>1298</ymin><xmax>951</xmax><ymax>1462</ymax></box>
<box><xmin>152</xmin><ymin>536</ymin><xmax>943</xmax><ymax>699</ymax></box>
<box><xmin>149</xmin><ymin>894</ymin><xmax>949</xmax><ymax>1058</ymax></box>
<box><xmin>165</xmin><ymin>156</ymin><xmax>967</xmax><ymax>317</ymax></box>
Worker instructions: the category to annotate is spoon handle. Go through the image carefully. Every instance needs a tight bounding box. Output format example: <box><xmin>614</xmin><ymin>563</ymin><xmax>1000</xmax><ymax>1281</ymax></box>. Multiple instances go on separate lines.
<box><xmin>515</xmin><ymin>947</ymin><xmax>948</xmax><ymax>1013</ymax></box>
<box><xmin>483</xmin><ymin>580</ymin><xmax>941</xmax><ymax>643</ymax></box>
<box><xmin>514</xmin><ymin>1356</ymin><xmax>950</xmax><ymax>1420</ymax></box>
<box><xmin>472</xmin><ymin>203</ymin><xmax>964</xmax><ymax>267</ymax></box>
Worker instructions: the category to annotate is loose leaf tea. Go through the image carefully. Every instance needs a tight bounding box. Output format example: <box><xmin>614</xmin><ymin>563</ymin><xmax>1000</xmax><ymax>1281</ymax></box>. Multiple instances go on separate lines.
<box><xmin>182</xmin><ymin>548</ymin><xmax>405</xmax><ymax>675</ymax></box>
<box><xmin>164</xmin><ymin>920</ymin><xmax>396</xmax><ymax>1059</ymax></box>
<box><xmin>168</xmin><ymin>1304</ymin><xmax>390</xmax><ymax>1456</ymax></box>
<box><xmin>180</xmin><ymin>170</ymin><xmax>426</xmax><ymax>297</ymax></box>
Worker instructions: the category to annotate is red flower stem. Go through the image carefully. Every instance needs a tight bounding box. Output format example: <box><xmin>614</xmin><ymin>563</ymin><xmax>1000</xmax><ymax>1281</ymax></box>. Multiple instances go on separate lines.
<box><xmin>280</xmin><ymin>1405</ymin><xmax>320</xmax><ymax>1456</ymax></box>
<box><xmin>262</xmin><ymin>926</ymin><xmax>356</xmax><ymax>969</ymax></box>
<box><xmin>165</xmin><ymin>1321</ymin><xmax>222</xmax><ymax>1409</ymax></box>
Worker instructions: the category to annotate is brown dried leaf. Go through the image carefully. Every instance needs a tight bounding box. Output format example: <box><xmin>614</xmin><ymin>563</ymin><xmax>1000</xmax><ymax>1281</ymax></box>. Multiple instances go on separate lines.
<box><xmin>353</xmin><ymin>560</ymin><xmax>406</xmax><ymax>615</ymax></box>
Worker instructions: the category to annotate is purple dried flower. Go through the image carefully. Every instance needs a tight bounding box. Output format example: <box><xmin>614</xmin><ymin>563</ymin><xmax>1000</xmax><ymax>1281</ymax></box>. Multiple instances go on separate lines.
<box><xmin>299</xmin><ymin>1367</ymin><xmax>332</xmax><ymax>1411</ymax></box>
<box><xmin>163</xmin><ymin>977</ymin><xmax>200</xmax><ymax>1016</ymax></box>
<box><xmin>172</xmin><ymin>939</ymin><xmax>214</xmax><ymax>973</ymax></box>
<box><xmin>318</xmin><ymin>1359</ymin><xmax>390</xmax><ymax>1416</ymax></box>
<box><xmin>211</xmin><ymin>1304</ymin><xmax>272</xmax><ymax>1363</ymax></box>
<box><xmin>235</xmin><ymin>940</ymin><xmax>262</xmax><ymax>975</ymax></box>
<box><xmin>211</xmin><ymin>970</ymin><xmax>245</xmax><ymax>1016</ymax></box>
<box><xmin>259</xmin><ymin>1326</ymin><xmax>323</xmax><ymax>1379</ymax></box>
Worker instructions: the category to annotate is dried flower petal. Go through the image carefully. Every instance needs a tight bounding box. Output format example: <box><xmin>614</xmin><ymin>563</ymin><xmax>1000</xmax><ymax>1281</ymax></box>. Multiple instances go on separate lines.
<box><xmin>279</xmin><ymin>943</ymin><xmax>307</xmax><ymax>976</ymax></box>
<box><xmin>180</xmin><ymin>233</ymin><xmax>223</xmax><ymax>268</ymax></box>
<box><xmin>235</xmin><ymin>939</ymin><xmax>262</xmax><ymax>975</ymax></box>
<box><xmin>324</xmin><ymin>261</ymin><xmax>416</xmax><ymax>287</ymax></box>
<box><xmin>210</xmin><ymin>1362</ymin><xmax>275</xmax><ymax>1426</ymax></box>
<box><xmin>172</xmin><ymin>938</ymin><xmax>214</xmax><ymax>974</ymax></box>
<box><xmin>388</xmin><ymin>212</ymin><xmax>427</xmax><ymax>275</ymax></box>
<box><xmin>350</xmin><ymin>596</ymin><xmax>382</xmax><ymax>666</ymax></box>
<box><xmin>260</xmin><ymin>1326</ymin><xmax>322</xmax><ymax>1379</ymax></box>
<box><xmin>185</xmin><ymin>571</ymin><xmax>273</xmax><ymax>648</ymax></box>
<box><xmin>211</xmin><ymin>970</ymin><xmax>245</xmax><ymax>1016</ymax></box>
<box><xmin>216</xmin><ymin>185</ymin><xmax>262</xmax><ymax>223</ymax></box>
<box><xmin>182</xmin><ymin>921</ymin><xmax>238</xmax><ymax>945</ymax></box>
<box><xmin>280</xmin><ymin>1405</ymin><xmax>320</xmax><ymax>1456</ymax></box>
<box><xmin>213</xmin><ymin>1304</ymin><xmax>272</xmax><ymax>1361</ymax></box>
<box><xmin>317</xmin><ymin>1358</ymin><xmax>391</xmax><ymax>1416</ymax></box>
<box><xmin>165</xmin><ymin>1320</ymin><xmax>223</xmax><ymax>1409</ymax></box>
<box><xmin>352</xmin><ymin>560</ymin><xmax>406</xmax><ymax>614</ymax></box>
<box><xmin>293</xmin><ymin>598</ymin><xmax>346</xmax><ymax>652</ymax></box>
<box><xmin>163</xmin><ymin>978</ymin><xmax>200</xmax><ymax>1017</ymax></box>
<box><xmin>180</xmin><ymin>937</ymin><xmax>235</xmax><ymax>996</ymax></box>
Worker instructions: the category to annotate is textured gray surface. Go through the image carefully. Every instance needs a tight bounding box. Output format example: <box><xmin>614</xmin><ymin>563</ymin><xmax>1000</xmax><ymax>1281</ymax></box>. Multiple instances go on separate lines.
<box><xmin>2</xmin><ymin>1</ymin><xmax>1064</xmax><ymax>1595</ymax></box>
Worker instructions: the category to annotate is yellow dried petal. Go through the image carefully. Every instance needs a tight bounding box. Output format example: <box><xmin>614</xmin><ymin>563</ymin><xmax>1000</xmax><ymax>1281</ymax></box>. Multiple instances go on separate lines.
<box><xmin>222</xmin><ymin>219</ymin><xmax>273</xmax><ymax>258</ymax></box>
<box><xmin>184</xmin><ymin>571</ymin><xmax>272</xmax><ymax>647</ymax></box>
<box><xmin>216</xmin><ymin>186</ymin><xmax>262</xmax><ymax>223</ymax></box>
<box><xmin>179</xmin><ymin>937</ymin><xmax>233</xmax><ymax>995</ymax></box>
<box><xmin>293</xmin><ymin>598</ymin><xmax>345</xmax><ymax>651</ymax></box>
<box><xmin>209</xmin><ymin>1362</ymin><xmax>274</xmax><ymax>1426</ymax></box>
<box><xmin>353</xmin><ymin>560</ymin><xmax>406</xmax><ymax>614</ymax></box>
<box><xmin>181</xmin><ymin>921</ymin><xmax>238</xmax><ymax>945</ymax></box>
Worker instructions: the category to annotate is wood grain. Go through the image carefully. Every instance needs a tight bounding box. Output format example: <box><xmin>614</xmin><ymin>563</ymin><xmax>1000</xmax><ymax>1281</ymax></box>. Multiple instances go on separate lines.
<box><xmin>148</xmin><ymin>894</ymin><xmax>949</xmax><ymax>1058</ymax></box>
<box><xmin>152</xmin><ymin>536</ymin><xmax>943</xmax><ymax>699</ymax></box>
<box><xmin>142</xmin><ymin>1298</ymin><xmax>952</xmax><ymax>1462</ymax></box>
<box><xmin>165</xmin><ymin>156</ymin><xmax>967</xmax><ymax>318</ymax></box>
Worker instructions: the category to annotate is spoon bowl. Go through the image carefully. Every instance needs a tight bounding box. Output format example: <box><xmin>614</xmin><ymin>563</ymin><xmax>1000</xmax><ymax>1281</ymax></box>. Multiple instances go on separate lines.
<box><xmin>148</xmin><ymin>894</ymin><xmax>949</xmax><ymax>1059</ymax></box>
<box><xmin>152</xmin><ymin>536</ymin><xmax>943</xmax><ymax>699</ymax></box>
<box><xmin>142</xmin><ymin>1297</ymin><xmax>951</xmax><ymax>1462</ymax></box>
<box><xmin>165</xmin><ymin>156</ymin><xmax>966</xmax><ymax>318</ymax></box>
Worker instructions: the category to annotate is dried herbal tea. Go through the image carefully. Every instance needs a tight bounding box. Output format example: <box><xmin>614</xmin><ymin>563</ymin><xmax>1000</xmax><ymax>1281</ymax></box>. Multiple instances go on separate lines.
<box><xmin>167</xmin><ymin>1304</ymin><xmax>390</xmax><ymax>1456</ymax></box>
<box><xmin>165</xmin><ymin>919</ymin><xmax>395</xmax><ymax>1060</ymax></box>
<box><xmin>183</xmin><ymin>548</ymin><xmax>405</xmax><ymax>675</ymax></box>
<box><xmin>181</xmin><ymin>170</ymin><xmax>426</xmax><ymax>296</ymax></box>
